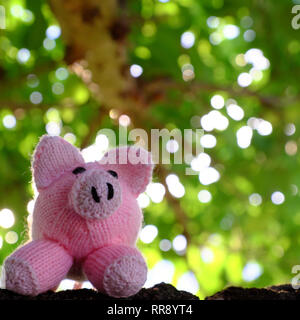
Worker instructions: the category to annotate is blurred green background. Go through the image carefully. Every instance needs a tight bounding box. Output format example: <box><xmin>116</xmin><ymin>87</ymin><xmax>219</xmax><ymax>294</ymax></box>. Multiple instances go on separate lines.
<box><xmin>1</xmin><ymin>0</ymin><xmax>300</xmax><ymax>299</ymax></box>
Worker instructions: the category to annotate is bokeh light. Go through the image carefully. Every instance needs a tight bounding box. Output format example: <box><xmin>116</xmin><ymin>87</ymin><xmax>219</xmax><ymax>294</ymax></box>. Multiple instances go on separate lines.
<box><xmin>17</xmin><ymin>48</ymin><xmax>30</xmax><ymax>64</ymax></box>
<box><xmin>145</xmin><ymin>260</ymin><xmax>175</xmax><ymax>288</ymax></box>
<box><xmin>209</xmin><ymin>32</ymin><xmax>222</xmax><ymax>45</ymax></box>
<box><xmin>244</xmin><ymin>29</ymin><xmax>256</xmax><ymax>42</ymax></box>
<box><xmin>244</xmin><ymin>48</ymin><xmax>270</xmax><ymax>70</ymax></box>
<box><xmin>55</xmin><ymin>67</ymin><xmax>69</xmax><ymax>80</ymax></box>
<box><xmin>137</xmin><ymin>193</ymin><xmax>150</xmax><ymax>208</ymax></box>
<box><xmin>191</xmin><ymin>153</ymin><xmax>211</xmax><ymax>172</ymax></box>
<box><xmin>58</xmin><ymin>279</ymin><xmax>76</xmax><ymax>291</ymax></box>
<box><xmin>166</xmin><ymin>174</ymin><xmax>185</xmax><ymax>198</ymax></box>
<box><xmin>198</xmin><ymin>190</ymin><xmax>212</xmax><ymax>203</ymax></box>
<box><xmin>257</xmin><ymin>120</ymin><xmax>272</xmax><ymax>136</ymax></box>
<box><xmin>46</xmin><ymin>121</ymin><xmax>61</xmax><ymax>136</ymax></box>
<box><xmin>26</xmin><ymin>199</ymin><xmax>35</xmax><ymax>214</ymax></box>
<box><xmin>146</xmin><ymin>183</ymin><xmax>166</xmax><ymax>203</ymax></box>
<box><xmin>200</xmin><ymin>134</ymin><xmax>217</xmax><ymax>149</ymax></box>
<box><xmin>182</xmin><ymin>64</ymin><xmax>195</xmax><ymax>81</ymax></box>
<box><xmin>81</xmin><ymin>144</ymin><xmax>103</xmax><ymax>162</ymax></box>
<box><xmin>177</xmin><ymin>271</ymin><xmax>199</xmax><ymax>294</ymax></box>
<box><xmin>207</xmin><ymin>16</ymin><xmax>220</xmax><ymax>28</ymax></box>
<box><xmin>236</xmin><ymin>126</ymin><xmax>253</xmax><ymax>148</ymax></box>
<box><xmin>166</xmin><ymin>139</ymin><xmax>179</xmax><ymax>153</ymax></box>
<box><xmin>285</xmin><ymin>141</ymin><xmax>297</xmax><ymax>156</ymax></box>
<box><xmin>119</xmin><ymin>114</ymin><xmax>131</xmax><ymax>127</ymax></box>
<box><xmin>46</xmin><ymin>25</ymin><xmax>61</xmax><ymax>40</ymax></box>
<box><xmin>3</xmin><ymin>115</ymin><xmax>16</xmax><ymax>129</ymax></box>
<box><xmin>0</xmin><ymin>209</ymin><xmax>15</xmax><ymax>229</ymax></box>
<box><xmin>201</xmin><ymin>110</ymin><xmax>229</xmax><ymax>131</ymax></box>
<box><xmin>159</xmin><ymin>239</ymin><xmax>172</xmax><ymax>252</ymax></box>
<box><xmin>226</xmin><ymin>104</ymin><xmax>244</xmax><ymax>121</ymax></box>
<box><xmin>5</xmin><ymin>231</ymin><xmax>18</xmax><ymax>244</ymax></box>
<box><xmin>95</xmin><ymin>134</ymin><xmax>109</xmax><ymax>151</ymax></box>
<box><xmin>271</xmin><ymin>191</ymin><xmax>285</xmax><ymax>205</ymax></box>
<box><xmin>172</xmin><ymin>234</ymin><xmax>187</xmax><ymax>253</ymax></box>
<box><xmin>223</xmin><ymin>24</ymin><xmax>240</xmax><ymax>39</ymax></box>
<box><xmin>201</xmin><ymin>247</ymin><xmax>214</xmax><ymax>263</ymax></box>
<box><xmin>199</xmin><ymin>167</ymin><xmax>220</xmax><ymax>185</ymax></box>
<box><xmin>43</xmin><ymin>38</ymin><xmax>56</xmax><ymax>50</ymax></box>
<box><xmin>64</xmin><ymin>133</ymin><xmax>77</xmax><ymax>145</ymax></box>
<box><xmin>52</xmin><ymin>82</ymin><xmax>64</xmax><ymax>95</ymax></box>
<box><xmin>30</xmin><ymin>91</ymin><xmax>43</xmax><ymax>104</ymax></box>
<box><xmin>284</xmin><ymin>123</ymin><xmax>296</xmax><ymax>136</ymax></box>
<box><xmin>140</xmin><ymin>225</ymin><xmax>158</xmax><ymax>244</ymax></box>
<box><xmin>27</xmin><ymin>74</ymin><xmax>39</xmax><ymax>88</ymax></box>
<box><xmin>130</xmin><ymin>64</ymin><xmax>143</xmax><ymax>78</ymax></box>
<box><xmin>242</xmin><ymin>262</ymin><xmax>262</xmax><ymax>282</ymax></box>
<box><xmin>237</xmin><ymin>72</ymin><xmax>252</xmax><ymax>87</ymax></box>
<box><xmin>249</xmin><ymin>193</ymin><xmax>262</xmax><ymax>206</ymax></box>
<box><xmin>210</xmin><ymin>95</ymin><xmax>225</xmax><ymax>109</ymax></box>
<box><xmin>181</xmin><ymin>31</ymin><xmax>195</xmax><ymax>49</ymax></box>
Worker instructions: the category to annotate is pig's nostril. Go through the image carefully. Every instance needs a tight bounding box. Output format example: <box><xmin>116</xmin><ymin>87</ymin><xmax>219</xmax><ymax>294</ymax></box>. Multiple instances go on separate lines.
<box><xmin>91</xmin><ymin>186</ymin><xmax>101</xmax><ymax>203</ymax></box>
<box><xmin>107</xmin><ymin>183</ymin><xmax>114</xmax><ymax>200</ymax></box>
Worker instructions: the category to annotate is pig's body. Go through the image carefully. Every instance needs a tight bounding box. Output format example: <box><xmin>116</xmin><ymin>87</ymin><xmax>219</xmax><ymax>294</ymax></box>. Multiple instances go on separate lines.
<box><xmin>3</xmin><ymin>136</ymin><xmax>153</xmax><ymax>297</ymax></box>
<box><xmin>32</xmin><ymin>167</ymin><xmax>142</xmax><ymax>259</ymax></box>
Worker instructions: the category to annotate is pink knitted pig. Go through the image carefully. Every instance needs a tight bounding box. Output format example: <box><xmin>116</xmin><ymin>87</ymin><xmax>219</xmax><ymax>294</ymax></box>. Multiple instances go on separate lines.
<box><xmin>3</xmin><ymin>135</ymin><xmax>153</xmax><ymax>297</ymax></box>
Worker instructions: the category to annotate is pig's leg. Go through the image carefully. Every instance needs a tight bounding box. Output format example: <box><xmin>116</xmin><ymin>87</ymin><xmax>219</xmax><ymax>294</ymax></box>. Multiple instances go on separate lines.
<box><xmin>83</xmin><ymin>245</ymin><xmax>147</xmax><ymax>297</ymax></box>
<box><xmin>3</xmin><ymin>239</ymin><xmax>73</xmax><ymax>296</ymax></box>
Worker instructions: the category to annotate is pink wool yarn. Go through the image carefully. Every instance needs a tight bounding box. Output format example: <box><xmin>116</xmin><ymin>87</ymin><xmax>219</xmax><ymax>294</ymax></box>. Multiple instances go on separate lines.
<box><xmin>3</xmin><ymin>135</ymin><xmax>154</xmax><ymax>297</ymax></box>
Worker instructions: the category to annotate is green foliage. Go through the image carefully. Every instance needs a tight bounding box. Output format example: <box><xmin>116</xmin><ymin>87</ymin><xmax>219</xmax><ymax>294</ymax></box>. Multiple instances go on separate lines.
<box><xmin>0</xmin><ymin>0</ymin><xmax>300</xmax><ymax>298</ymax></box>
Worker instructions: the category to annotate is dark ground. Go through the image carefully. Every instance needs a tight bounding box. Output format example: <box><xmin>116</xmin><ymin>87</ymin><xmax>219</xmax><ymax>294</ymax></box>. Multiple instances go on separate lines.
<box><xmin>0</xmin><ymin>283</ymin><xmax>300</xmax><ymax>300</ymax></box>
<box><xmin>0</xmin><ymin>283</ymin><xmax>197</xmax><ymax>300</ymax></box>
<box><xmin>206</xmin><ymin>284</ymin><xmax>300</xmax><ymax>300</ymax></box>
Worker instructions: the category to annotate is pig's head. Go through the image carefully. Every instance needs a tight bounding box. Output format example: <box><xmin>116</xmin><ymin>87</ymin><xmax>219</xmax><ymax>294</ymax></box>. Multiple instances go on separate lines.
<box><xmin>32</xmin><ymin>135</ymin><xmax>153</xmax><ymax>220</ymax></box>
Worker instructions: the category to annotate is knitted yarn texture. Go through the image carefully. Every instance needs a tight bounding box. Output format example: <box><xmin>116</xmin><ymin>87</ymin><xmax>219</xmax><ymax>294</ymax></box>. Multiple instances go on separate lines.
<box><xmin>2</xmin><ymin>135</ymin><xmax>154</xmax><ymax>297</ymax></box>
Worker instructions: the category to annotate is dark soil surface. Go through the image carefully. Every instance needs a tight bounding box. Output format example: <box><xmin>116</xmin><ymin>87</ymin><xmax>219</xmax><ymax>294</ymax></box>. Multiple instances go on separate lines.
<box><xmin>0</xmin><ymin>283</ymin><xmax>198</xmax><ymax>300</ymax></box>
<box><xmin>206</xmin><ymin>284</ymin><xmax>300</xmax><ymax>300</ymax></box>
<box><xmin>0</xmin><ymin>282</ymin><xmax>299</xmax><ymax>300</ymax></box>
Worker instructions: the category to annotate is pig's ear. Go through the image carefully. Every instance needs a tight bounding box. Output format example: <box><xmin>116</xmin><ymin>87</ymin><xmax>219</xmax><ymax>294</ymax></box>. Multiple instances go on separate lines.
<box><xmin>99</xmin><ymin>146</ymin><xmax>154</xmax><ymax>197</ymax></box>
<box><xmin>32</xmin><ymin>135</ymin><xmax>84</xmax><ymax>190</ymax></box>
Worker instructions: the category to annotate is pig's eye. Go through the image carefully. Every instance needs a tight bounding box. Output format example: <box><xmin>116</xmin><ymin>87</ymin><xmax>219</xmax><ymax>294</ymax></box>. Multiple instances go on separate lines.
<box><xmin>107</xmin><ymin>170</ymin><xmax>118</xmax><ymax>179</ymax></box>
<box><xmin>72</xmin><ymin>167</ymin><xmax>86</xmax><ymax>175</ymax></box>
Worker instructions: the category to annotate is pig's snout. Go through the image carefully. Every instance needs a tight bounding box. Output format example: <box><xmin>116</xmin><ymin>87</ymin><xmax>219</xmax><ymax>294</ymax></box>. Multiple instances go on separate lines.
<box><xmin>70</xmin><ymin>169</ymin><xmax>121</xmax><ymax>219</ymax></box>
<box><xmin>90</xmin><ymin>183</ymin><xmax>114</xmax><ymax>203</ymax></box>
